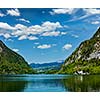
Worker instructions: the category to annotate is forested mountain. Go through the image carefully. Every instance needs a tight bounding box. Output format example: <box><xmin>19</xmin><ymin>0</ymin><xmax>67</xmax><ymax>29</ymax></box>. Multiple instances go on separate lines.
<box><xmin>0</xmin><ymin>40</ymin><xmax>35</xmax><ymax>74</ymax></box>
<box><xmin>59</xmin><ymin>27</ymin><xmax>100</xmax><ymax>74</ymax></box>
<box><xmin>30</xmin><ymin>61</ymin><xmax>63</xmax><ymax>73</ymax></box>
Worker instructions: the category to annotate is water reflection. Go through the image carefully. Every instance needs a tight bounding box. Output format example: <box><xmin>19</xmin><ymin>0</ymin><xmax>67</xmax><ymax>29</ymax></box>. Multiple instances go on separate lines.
<box><xmin>62</xmin><ymin>75</ymin><xmax>100</xmax><ymax>92</ymax></box>
<box><xmin>0</xmin><ymin>75</ymin><xmax>100</xmax><ymax>92</ymax></box>
<box><xmin>24</xmin><ymin>79</ymin><xmax>66</xmax><ymax>92</ymax></box>
<box><xmin>0</xmin><ymin>81</ymin><xmax>27</xmax><ymax>92</ymax></box>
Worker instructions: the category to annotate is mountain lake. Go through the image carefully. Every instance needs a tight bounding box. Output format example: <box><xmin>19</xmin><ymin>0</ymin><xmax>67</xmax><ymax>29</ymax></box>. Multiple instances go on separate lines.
<box><xmin>0</xmin><ymin>74</ymin><xmax>100</xmax><ymax>92</ymax></box>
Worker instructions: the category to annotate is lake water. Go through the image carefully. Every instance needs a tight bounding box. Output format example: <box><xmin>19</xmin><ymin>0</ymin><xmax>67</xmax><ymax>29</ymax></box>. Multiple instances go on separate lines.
<box><xmin>0</xmin><ymin>74</ymin><xmax>100</xmax><ymax>92</ymax></box>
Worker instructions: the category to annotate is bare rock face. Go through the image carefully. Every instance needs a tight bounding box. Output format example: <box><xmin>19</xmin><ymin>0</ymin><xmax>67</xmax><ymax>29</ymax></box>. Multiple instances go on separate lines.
<box><xmin>59</xmin><ymin>27</ymin><xmax>100</xmax><ymax>74</ymax></box>
<box><xmin>88</xmin><ymin>51</ymin><xmax>100</xmax><ymax>60</ymax></box>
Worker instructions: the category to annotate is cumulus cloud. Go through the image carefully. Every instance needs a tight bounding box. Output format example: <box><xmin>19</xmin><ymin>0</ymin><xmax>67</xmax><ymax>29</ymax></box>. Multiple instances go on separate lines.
<box><xmin>27</xmin><ymin>36</ymin><xmax>38</xmax><ymax>40</ymax></box>
<box><xmin>0</xmin><ymin>32</ymin><xmax>11</xmax><ymax>39</ymax></box>
<box><xmin>17</xmin><ymin>18</ymin><xmax>30</xmax><ymax>23</ymax></box>
<box><xmin>42</xmin><ymin>31</ymin><xmax>60</xmax><ymax>36</ymax></box>
<box><xmin>0</xmin><ymin>21</ymin><xmax>63</xmax><ymax>40</ymax></box>
<box><xmin>37</xmin><ymin>44</ymin><xmax>51</xmax><ymax>49</ymax></box>
<box><xmin>50</xmin><ymin>8</ymin><xmax>75</xmax><ymax>15</ymax></box>
<box><xmin>18</xmin><ymin>35</ymin><xmax>27</xmax><ymax>40</ymax></box>
<box><xmin>12</xmin><ymin>48</ymin><xmax>19</xmax><ymax>52</ymax></box>
<box><xmin>27</xmin><ymin>25</ymin><xmax>43</xmax><ymax>35</ymax></box>
<box><xmin>3</xmin><ymin>33</ymin><xmax>11</xmax><ymax>39</ymax></box>
<box><xmin>42</xmin><ymin>21</ymin><xmax>62</xmax><ymax>31</ymax></box>
<box><xmin>18</xmin><ymin>35</ymin><xmax>38</xmax><ymax>41</ymax></box>
<box><xmin>15</xmin><ymin>21</ymin><xmax>62</xmax><ymax>36</ymax></box>
<box><xmin>0</xmin><ymin>22</ymin><xmax>15</xmax><ymax>30</ymax></box>
<box><xmin>7</xmin><ymin>8</ymin><xmax>20</xmax><ymax>16</ymax></box>
<box><xmin>63</xmin><ymin>44</ymin><xmax>72</xmax><ymax>50</ymax></box>
<box><xmin>15</xmin><ymin>24</ymin><xmax>27</xmax><ymax>30</ymax></box>
<box><xmin>0</xmin><ymin>12</ymin><xmax>5</xmax><ymax>17</ymax></box>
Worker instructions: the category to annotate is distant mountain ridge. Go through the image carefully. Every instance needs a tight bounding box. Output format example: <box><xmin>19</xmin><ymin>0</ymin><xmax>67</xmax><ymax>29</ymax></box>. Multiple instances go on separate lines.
<box><xmin>30</xmin><ymin>61</ymin><xmax>63</xmax><ymax>68</ymax></box>
<box><xmin>0</xmin><ymin>40</ymin><xmax>35</xmax><ymax>74</ymax></box>
<box><xmin>30</xmin><ymin>61</ymin><xmax>64</xmax><ymax>71</ymax></box>
<box><xmin>59</xmin><ymin>27</ymin><xmax>100</xmax><ymax>74</ymax></box>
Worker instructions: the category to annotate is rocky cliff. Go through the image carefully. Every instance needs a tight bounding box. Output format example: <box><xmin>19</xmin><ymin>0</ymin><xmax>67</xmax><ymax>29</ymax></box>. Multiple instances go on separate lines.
<box><xmin>59</xmin><ymin>27</ymin><xmax>100</xmax><ymax>74</ymax></box>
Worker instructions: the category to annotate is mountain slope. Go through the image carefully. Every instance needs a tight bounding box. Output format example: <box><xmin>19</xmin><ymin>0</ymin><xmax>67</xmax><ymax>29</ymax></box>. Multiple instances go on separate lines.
<box><xmin>0</xmin><ymin>40</ymin><xmax>35</xmax><ymax>74</ymax></box>
<box><xmin>30</xmin><ymin>61</ymin><xmax>63</xmax><ymax>73</ymax></box>
<box><xmin>30</xmin><ymin>61</ymin><xmax>63</xmax><ymax>69</ymax></box>
<box><xmin>59</xmin><ymin>27</ymin><xmax>100</xmax><ymax>74</ymax></box>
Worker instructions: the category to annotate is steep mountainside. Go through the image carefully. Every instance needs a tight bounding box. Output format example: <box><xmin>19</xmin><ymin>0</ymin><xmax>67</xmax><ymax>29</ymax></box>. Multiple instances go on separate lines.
<box><xmin>59</xmin><ymin>27</ymin><xmax>100</xmax><ymax>74</ymax></box>
<box><xmin>0</xmin><ymin>40</ymin><xmax>35</xmax><ymax>74</ymax></box>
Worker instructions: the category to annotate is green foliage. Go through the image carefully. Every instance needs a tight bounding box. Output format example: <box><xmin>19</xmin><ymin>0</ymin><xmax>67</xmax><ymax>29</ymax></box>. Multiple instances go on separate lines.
<box><xmin>62</xmin><ymin>75</ymin><xmax>100</xmax><ymax>92</ymax></box>
<box><xmin>59</xmin><ymin>60</ymin><xmax>100</xmax><ymax>74</ymax></box>
<box><xmin>0</xmin><ymin>40</ymin><xmax>36</xmax><ymax>74</ymax></box>
<box><xmin>59</xmin><ymin>27</ymin><xmax>100</xmax><ymax>75</ymax></box>
<box><xmin>43</xmin><ymin>69</ymin><xmax>58</xmax><ymax>74</ymax></box>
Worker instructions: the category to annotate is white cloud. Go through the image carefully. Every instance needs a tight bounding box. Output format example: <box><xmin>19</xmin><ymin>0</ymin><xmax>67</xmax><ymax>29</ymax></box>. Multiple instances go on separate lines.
<box><xmin>37</xmin><ymin>44</ymin><xmax>51</xmax><ymax>49</ymax></box>
<box><xmin>42</xmin><ymin>21</ymin><xmax>62</xmax><ymax>31</ymax></box>
<box><xmin>7</xmin><ymin>39</ymin><xmax>13</xmax><ymax>42</ymax></box>
<box><xmin>91</xmin><ymin>21</ymin><xmax>100</xmax><ymax>24</ymax></box>
<box><xmin>42</xmin><ymin>31</ymin><xmax>67</xmax><ymax>36</ymax></box>
<box><xmin>17</xmin><ymin>18</ymin><xmax>30</xmax><ymax>23</ymax></box>
<box><xmin>7</xmin><ymin>8</ymin><xmax>20</xmax><ymax>16</ymax></box>
<box><xmin>12</xmin><ymin>30</ymin><xmax>24</xmax><ymax>36</ymax></box>
<box><xmin>71</xmin><ymin>34</ymin><xmax>79</xmax><ymax>38</ymax></box>
<box><xmin>0</xmin><ymin>22</ymin><xmax>15</xmax><ymax>30</ymax></box>
<box><xmin>67</xmin><ymin>14</ymin><xmax>90</xmax><ymax>22</ymax></box>
<box><xmin>0</xmin><ymin>32</ymin><xmax>11</xmax><ymax>39</ymax></box>
<box><xmin>12</xmin><ymin>48</ymin><xmax>19</xmax><ymax>52</ymax></box>
<box><xmin>18</xmin><ymin>35</ymin><xmax>27</xmax><ymax>40</ymax></box>
<box><xmin>15</xmin><ymin>24</ymin><xmax>27</xmax><ymax>30</ymax></box>
<box><xmin>83</xmin><ymin>8</ymin><xmax>100</xmax><ymax>15</ymax></box>
<box><xmin>0</xmin><ymin>12</ymin><xmax>5</xmax><ymax>17</ymax></box>
<box><xmin>68</xmin><ymin>8</ymin><xmax>100</xmax><ymax>22</ymax></box>
<box><xmin>27</xmin><ymin>25</ymin><xmax>43</xmax><ymax>35</ymax></box>
<box><xmin>14</xmin><ymin>21</ymin><xmax>62</xmax><ymax>37</ymax></box>
<box><xmin>42</xmin><ymin>31</ymin><xmax>60</xmax><ymax>36</ymax></box>
<box><xmin>0</xmin><ymin>21</ymin><xmax>63</xmax><ymax>40</ymax></box>
<box><xmin>61</xmin><ymin>32</ymin><xmax>67</xmax><ymax>35</ymax></box>
<box><xmin>27</xmin><ymin>36</ymin><xmax>38</xmax><ymax>40</ymax></box>
<box><xmin>3</xmin><ymin>33</ymin><xmax>11</xmax><ymax>39</ymax></box>
<box><xmin>63</xmin><ymin>44</ymin><xmax>72</xmax><ymax>50</ymax></box>
<box><xmin>18</xmin><ymin>35</ymin><xmax>38</xmax><ymax>41</ymax></box>
<box><xmin>50</xmin><ymin>8</ymin><xmax>75</xmax><ymax>15</ymax></box>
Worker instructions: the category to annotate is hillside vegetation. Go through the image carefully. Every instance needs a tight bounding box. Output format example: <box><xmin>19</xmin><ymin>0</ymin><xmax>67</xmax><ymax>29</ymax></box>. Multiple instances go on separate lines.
<box><xmin>58</xmin><ymin>27</ymin><xmax>100</xmax><ymax>74</ymax></box>
<box><xmin>0</xmin><ymin>40</ymin><xmax>35</xmax><ymax>74</ymax></box>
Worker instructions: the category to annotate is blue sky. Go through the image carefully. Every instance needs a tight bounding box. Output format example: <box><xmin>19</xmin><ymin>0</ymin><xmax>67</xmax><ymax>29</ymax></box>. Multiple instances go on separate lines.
<box><xmin>0</xmin><ymin>8</ymin><xmax>100</xmax><ymax>64</ymax></box>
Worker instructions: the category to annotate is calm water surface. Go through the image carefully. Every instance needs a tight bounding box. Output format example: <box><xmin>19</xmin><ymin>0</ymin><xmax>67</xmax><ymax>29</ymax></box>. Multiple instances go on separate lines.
<box><xmin>0</xmin><ymin>74</ymin><xmax>100</xmax><ymax>92</ymax></box>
